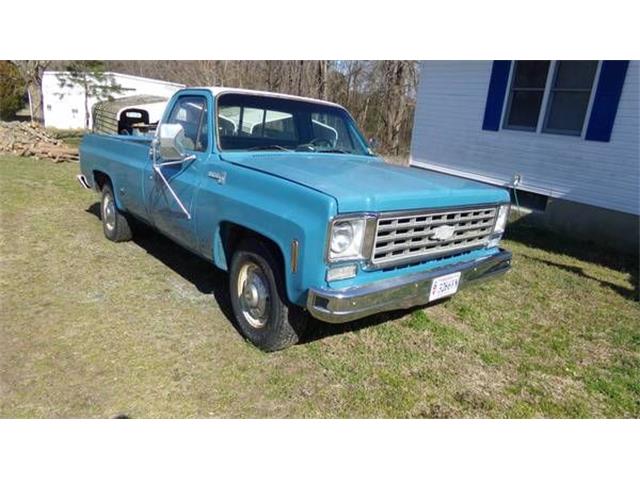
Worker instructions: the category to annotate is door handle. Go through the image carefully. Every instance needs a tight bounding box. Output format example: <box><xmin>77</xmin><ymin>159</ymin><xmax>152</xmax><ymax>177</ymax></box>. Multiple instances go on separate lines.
<box><xmin>208</xmin><ymin>171</ymin><xmax>226</xmax><ymax>185</ymax></box>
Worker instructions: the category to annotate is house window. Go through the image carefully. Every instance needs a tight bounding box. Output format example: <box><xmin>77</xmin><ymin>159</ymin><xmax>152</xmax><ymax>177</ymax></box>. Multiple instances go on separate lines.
<box><xmin>543</xmin><ymin>61</ymin><xmax>598</xmax><ymax>135</ymax></box>
<box><xmin>502</xmin><ymin>60</ymin><xmax>599</xmax><ymax>136</ymax></box>
<box><xmin>503</xmin><ymin>61</ymin><xmax>550</xmax><ymax>131</ymax></box>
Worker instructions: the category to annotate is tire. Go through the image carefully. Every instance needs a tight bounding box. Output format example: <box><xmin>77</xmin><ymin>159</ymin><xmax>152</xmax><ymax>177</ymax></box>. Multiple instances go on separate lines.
<box><xmin>100</xmin><ymin>182</ymin><xmax>132</xmax><ymax>242</ymax></box>
<box><xmin>229</xmin><ymin>238</ymin><xmax>307</xmax><ymax>351</ymax></box>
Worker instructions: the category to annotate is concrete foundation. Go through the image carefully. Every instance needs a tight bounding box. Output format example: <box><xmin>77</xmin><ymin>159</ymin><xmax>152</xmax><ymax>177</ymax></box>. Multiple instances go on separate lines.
<box><xmin>517</xmin><ymin>197</ymin><xmax>639</xmax><ymax>256</ymax></box>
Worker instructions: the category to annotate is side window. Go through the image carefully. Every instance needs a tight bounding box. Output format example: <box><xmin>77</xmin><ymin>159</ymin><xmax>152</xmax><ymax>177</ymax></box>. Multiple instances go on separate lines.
<box><xmin>311</xmin><ymin>113</ymin><xmax>354</xmax><ymax>150</ymax></box>
<box><xmin>503</xmin><ymin>61</ymin><xmax>550</xmax><ymax>131</ymax></box>
<box><xmin>167</xmin><ymin>95</ymin><xmax>208</xmax><ymax>152</ymax></box>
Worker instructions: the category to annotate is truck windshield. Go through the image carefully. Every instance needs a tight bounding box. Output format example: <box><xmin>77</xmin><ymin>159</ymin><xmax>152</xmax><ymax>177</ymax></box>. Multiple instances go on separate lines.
<box><xmin>217</xmin><ymin>93</ymin><xmax>371</xmax><ymax>155</ymax></box>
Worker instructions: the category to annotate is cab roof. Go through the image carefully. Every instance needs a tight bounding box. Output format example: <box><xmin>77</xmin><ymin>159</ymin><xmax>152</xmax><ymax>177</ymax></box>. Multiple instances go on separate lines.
<box><xmin>188</xmin><ymin>86</ymin><xmax>343</xmax><ymax>109</ymax></box>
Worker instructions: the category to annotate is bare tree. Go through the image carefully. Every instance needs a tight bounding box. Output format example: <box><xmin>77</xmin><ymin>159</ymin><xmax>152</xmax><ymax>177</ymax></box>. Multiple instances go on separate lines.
<box><xmin>10</xmin><ymin>60</ymin><xmax>51</xmax><ymax>124</ymax></box>
<box><xmin>263</xmin><ymin>61</ymin><xmax>283</xmax><ymax>92</ymax></box>
<box><xmin>101</xmin><ymin>60</ymin><xmax>420</xmax><ymax>156</ymax></box>
<box><xmin>315</xmin><ymin>60</ymin><xmax>328</xmax><ymax>100</ymax></box>
<box><xmin>377</xmin><ymin>61</ymin><xmax>417</xmax><ymax>155</ymax></box>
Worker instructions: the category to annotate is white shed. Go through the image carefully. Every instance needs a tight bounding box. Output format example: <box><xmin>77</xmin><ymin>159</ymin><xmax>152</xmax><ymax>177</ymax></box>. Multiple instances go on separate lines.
<box><xmin>410</xmin><ymin>61</ymin><xmax>639</xmax><ymax>252</ymax></box>
<box><xmin>41</xmin><ymin>71</ymin><xmax>184</xmax><ymax>129</ymax></box>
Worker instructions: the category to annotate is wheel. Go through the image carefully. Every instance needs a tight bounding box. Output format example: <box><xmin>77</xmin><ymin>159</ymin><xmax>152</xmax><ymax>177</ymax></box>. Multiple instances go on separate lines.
<box><xmin>229</xmin><ymin>238</ymin><xmax>307</xmax><ymax>351</ymax></box>
<box><xmin>100</xmin><ymin>182</ymin><xmax>132</xmax><ymax>242</ymax></box>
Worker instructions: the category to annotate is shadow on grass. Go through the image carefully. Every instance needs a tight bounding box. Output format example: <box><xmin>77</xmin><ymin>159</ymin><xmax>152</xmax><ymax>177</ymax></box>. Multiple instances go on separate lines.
<box><xmin>86</xmin><ymin>202</ymin><xmax>235</xmax><ymax>322</ymax></box>
<box><xmin>86</xmin><ymin>200</ymin><xmax>638</xmax><ymax>348</ymax></box>
<box><xmin>505</xmin><ymin>216</ymin><xmax>639</xmax><ymax>301</ymax></box>
<box><xmin>85</xmin><ymin>203</ymin><xmax>414</xmax><ymax>345</ymax></box>
<box><xmin>520</xmin><ymin>254</ymin><xmax>638</xmax><ymax>301</ymax></box>
<box><xmin>300</xmin><ymin>301</ymin><xmax>446</xmax><ymax>345</ymax></box>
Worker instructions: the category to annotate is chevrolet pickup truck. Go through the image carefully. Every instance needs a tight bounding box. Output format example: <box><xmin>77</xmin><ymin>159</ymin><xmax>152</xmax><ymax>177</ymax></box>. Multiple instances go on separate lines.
<box><xmin>78</xmin><ymin>87</ymin><xmax>512</xmax><ymax>351</ymax></box>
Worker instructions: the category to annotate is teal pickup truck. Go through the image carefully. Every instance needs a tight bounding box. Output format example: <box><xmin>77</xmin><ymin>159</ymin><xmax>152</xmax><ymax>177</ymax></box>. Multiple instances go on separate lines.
<box><xmin>78</xmin><ymin>87</ymin><xmax>512</xmax><ymax>351</ymax></box>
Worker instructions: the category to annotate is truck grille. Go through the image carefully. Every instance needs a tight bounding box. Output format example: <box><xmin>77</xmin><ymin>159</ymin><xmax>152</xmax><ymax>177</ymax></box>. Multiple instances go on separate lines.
<box><xmin>371</xmin><ymin>206</ymin><xmax>498</xmax><ymax>267</ymax></box>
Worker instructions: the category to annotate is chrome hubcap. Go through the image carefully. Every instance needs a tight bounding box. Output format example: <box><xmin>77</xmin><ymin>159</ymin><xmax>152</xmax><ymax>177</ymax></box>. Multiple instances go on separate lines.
<box><xmin>102</xmin><ymin>192</ymin><xmax>116</xmax><ymax>231</ymax></box>
<box><xmin>237</xmin><ymin>262</ymin><xmax>270</xmax><ymax>328</ymax></box>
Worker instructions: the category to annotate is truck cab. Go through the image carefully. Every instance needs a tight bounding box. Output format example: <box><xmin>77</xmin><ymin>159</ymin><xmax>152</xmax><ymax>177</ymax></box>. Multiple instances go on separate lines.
<box><xmin>78</xmin><ymin>87</ymin><xmax>512</xmax><ymax>351</ymax></box>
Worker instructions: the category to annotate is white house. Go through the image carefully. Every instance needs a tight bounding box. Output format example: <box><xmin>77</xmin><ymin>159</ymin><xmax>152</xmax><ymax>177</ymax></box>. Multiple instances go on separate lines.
<box><xmin>410</xmin><ymin>60</ymin><xmax>639</xmax><ymax>253</ymax></box>
<box><xmin>41</xmin><ymin>71</ymin><xmax>184</xmax><ymax>129</ymax></box>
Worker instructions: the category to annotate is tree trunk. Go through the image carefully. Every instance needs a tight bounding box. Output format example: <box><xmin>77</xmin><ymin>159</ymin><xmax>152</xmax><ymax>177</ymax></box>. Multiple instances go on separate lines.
<box><xmin>359</xmin><ymin>96</ymin><xmax>370</xmax><ymax>129</ymax></box>
<box><xmin>83</xmin><ymin>75</ymin><xmax>90</xmax><ymax>130</ymax></box>
<box><xmin>11</xmin><ymin>60</ymin><xmax>50</xmax><ymax>125</ymax></box>
<box><xmin>316</xmin><ymin>60</ymin><xmax>327</xmax><ymax>100</ymax></box>
<box><xmin>383</xmin><ymin>61</ymin><xmax>408</xmax><ymax>155</ymax></box>
<box><xmin>27</xmin><ymin>82</ymin><xmax>44</xmax><ymax>125</ymax></box>
<box><xmin>297</xmin><ymin>61</ymin><xmax>304</xmax><ymax>96</ymax></box>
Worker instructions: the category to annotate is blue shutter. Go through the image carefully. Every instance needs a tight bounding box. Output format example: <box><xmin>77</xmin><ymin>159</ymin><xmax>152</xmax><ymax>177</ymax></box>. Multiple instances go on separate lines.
<box><xmin>585</xmin><ymin>61</ymin><xmax>629</xmax><ymax>142</ymax></box>
<box><xmin>482</xmin><ymin>60</ymin><xmax>511</xmax><ymax>131</ymax></box>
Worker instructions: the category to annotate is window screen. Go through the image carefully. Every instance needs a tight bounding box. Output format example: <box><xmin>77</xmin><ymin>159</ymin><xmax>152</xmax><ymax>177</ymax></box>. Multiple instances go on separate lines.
<box><xmin>543</xmin><ymin>61</ymin><xmax>598</xmax><ymax>135</ymax></box>
<box><xmin>504</xmin><ymin>61</ymin><xmax>550</xmax><ymax>131</ymax></box>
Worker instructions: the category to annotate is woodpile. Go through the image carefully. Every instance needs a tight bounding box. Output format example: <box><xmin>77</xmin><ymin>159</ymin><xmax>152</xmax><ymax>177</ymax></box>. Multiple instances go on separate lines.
<box><xmin>0</xmin><ymin>121</ymin><xmax>79</xmax><ymax>163</ymax></box>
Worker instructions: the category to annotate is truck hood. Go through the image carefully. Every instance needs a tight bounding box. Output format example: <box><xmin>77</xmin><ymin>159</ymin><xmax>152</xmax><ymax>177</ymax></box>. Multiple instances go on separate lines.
<box><xmin>222</xmin><ymin>152</ymin><xmax>509</xmax><ymax>212</ymax></box>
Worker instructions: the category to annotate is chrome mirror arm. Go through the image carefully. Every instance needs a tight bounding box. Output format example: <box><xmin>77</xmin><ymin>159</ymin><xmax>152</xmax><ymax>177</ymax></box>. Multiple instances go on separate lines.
<box><xmin>158</xmin><ymin>154</ymin><xmax>196</xmax><ymax>167</ymax></box>
<box><xmin>149</xmin><ymin>132</ymin><xmax>194</xmax><ymax>220</ymax></box>
<box><xmin>152</xmin><ymin>163</ymin><xmax>192</xmax><ymax>220</ymax></box>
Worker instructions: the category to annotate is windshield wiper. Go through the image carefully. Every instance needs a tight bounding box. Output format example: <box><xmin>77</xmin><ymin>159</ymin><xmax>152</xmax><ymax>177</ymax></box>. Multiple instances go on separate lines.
<box><xmin>316</xmin><ymin>148</ymin><xmax>349</xmax><ymax>154</ymax></box>
<box><xmin>295</xmin><ymin>144</ymin><xmax>348</xmax><ymax>154</ymax></box>
<box><xmin>248</xmin><ymin>145</ymin><xmax>291</xmax><ymax>151</ymax></box>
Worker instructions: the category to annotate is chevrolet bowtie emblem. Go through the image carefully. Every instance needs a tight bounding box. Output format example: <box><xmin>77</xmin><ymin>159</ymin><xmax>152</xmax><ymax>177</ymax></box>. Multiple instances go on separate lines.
<box><xmin>430</xmin><ymin>225</ymin><xmax>455</xmax><ymax>241</ymax></box>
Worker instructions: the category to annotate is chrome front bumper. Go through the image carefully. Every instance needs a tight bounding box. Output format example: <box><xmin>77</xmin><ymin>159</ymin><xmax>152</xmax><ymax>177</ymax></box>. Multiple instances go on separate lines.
<box><xmin>306</xmin><ymin>249</ymin><xmax>512</xmax><ymax>323</ymax></box>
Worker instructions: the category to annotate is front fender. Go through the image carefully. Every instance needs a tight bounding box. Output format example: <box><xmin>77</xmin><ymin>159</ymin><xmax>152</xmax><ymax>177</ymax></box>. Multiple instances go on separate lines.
<box><xmin>195</xmin><ymin>161</ymin><xmax>337</xmax><ymax>305</ymax></box>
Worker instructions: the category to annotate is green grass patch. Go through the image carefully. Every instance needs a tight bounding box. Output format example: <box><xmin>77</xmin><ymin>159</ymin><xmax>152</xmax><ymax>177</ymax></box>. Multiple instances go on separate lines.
<box><xmin>404</xmin><ymin>310</ymin><xmax>466</xmax><ymax>347</ymax></box>
<box><xmin>1</xmin><ymin>154</ymin><xmax>638</xmax><ymax>418</ymax></box>
<box><xmin>46</xmin><ymin>128</ymin><xmax>85</xmax><ymax>148</ymax></box>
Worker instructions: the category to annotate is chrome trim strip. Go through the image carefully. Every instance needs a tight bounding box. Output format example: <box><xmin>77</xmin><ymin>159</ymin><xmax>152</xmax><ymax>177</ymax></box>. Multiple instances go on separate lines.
<box><xmin>375</xmin><ymin>203</ymin><xmax>501</xmax><ymax>220</ymax></box>
<box><xmin>306</xmin><ymin>248</ymin><xmax>512</xmax><ymax>323</ymax></box>
<box><xmin>291</xmin><ymin>239</ymin><xmax>299</xmax><ymax>273</ymax></box>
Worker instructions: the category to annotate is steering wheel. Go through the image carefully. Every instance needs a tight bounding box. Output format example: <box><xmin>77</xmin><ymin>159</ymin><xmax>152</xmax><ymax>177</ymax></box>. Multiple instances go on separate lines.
<box><xmin>297</xmin><ymin>138</ymin><xmax>333</xmax><ymax>151</ymax></box>
<box><xmin>310</xmin><ymin>138</ymin><xmax>333</xmax><ymax>148</ymax></box>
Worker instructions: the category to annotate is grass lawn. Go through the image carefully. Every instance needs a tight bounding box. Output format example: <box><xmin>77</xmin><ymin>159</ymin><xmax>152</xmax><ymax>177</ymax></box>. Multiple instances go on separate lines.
<box><xmin>45</xmin><ymin>128</ymin><xmax>85</xmax><ymax>148</ymax></box>
<box><xmin>0</xmin><ymin>155</ymin><xmax>638</xmax><ymax>418</ymax></box>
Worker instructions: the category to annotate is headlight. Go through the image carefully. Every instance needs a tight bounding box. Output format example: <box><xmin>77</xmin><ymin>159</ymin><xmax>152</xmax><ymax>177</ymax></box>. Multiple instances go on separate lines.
<box><xmin>327</xmin><ymin>217</ymin><xmax>367</xmax><ymax>262</ymax></box>
<box><xmin>493</xmin><ymin>204</ymin><xmax>510</xmax><ymax>234</ymax></box>
<box><xmin>330</xmin><ymin>221</ymin><xmax>355</xmax><ymax>254</ymax></box>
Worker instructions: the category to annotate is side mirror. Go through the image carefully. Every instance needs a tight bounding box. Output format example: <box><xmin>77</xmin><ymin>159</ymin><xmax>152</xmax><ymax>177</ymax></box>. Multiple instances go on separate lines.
<box><xmin>368</xmin><ymin>138</ymin><xmax>379</xmax><ymax>150</ymax></box>
<box><xmin>157</xmin><ymin>123</ymin><xmax>187</xmax><ymax>161</ymax></box>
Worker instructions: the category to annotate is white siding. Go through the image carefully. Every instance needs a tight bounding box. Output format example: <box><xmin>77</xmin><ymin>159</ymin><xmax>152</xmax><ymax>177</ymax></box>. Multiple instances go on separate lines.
<box><xmin>410</xmin><ymin>61</ymin><xmax>640</xmax><ymax>216</ymax></box>
<box><xmin>42</xmin><ymin>72</ymin><xmax>184</xmax><ymax>129</ymax></box>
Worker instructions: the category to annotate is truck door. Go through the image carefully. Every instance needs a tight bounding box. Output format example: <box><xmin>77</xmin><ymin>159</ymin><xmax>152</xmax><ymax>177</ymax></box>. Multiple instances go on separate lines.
<box><xmin>144</xmin><ymin>93</ymin><xmax>212</xmax><ymax>252</ymax></box>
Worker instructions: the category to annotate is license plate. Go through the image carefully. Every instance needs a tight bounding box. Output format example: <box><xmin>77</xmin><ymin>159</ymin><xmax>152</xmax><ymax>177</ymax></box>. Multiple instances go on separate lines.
<box><xmin>429</xmin><ymin>272</ymin><xmax>461</xmax><ymax>301</ymax></box>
